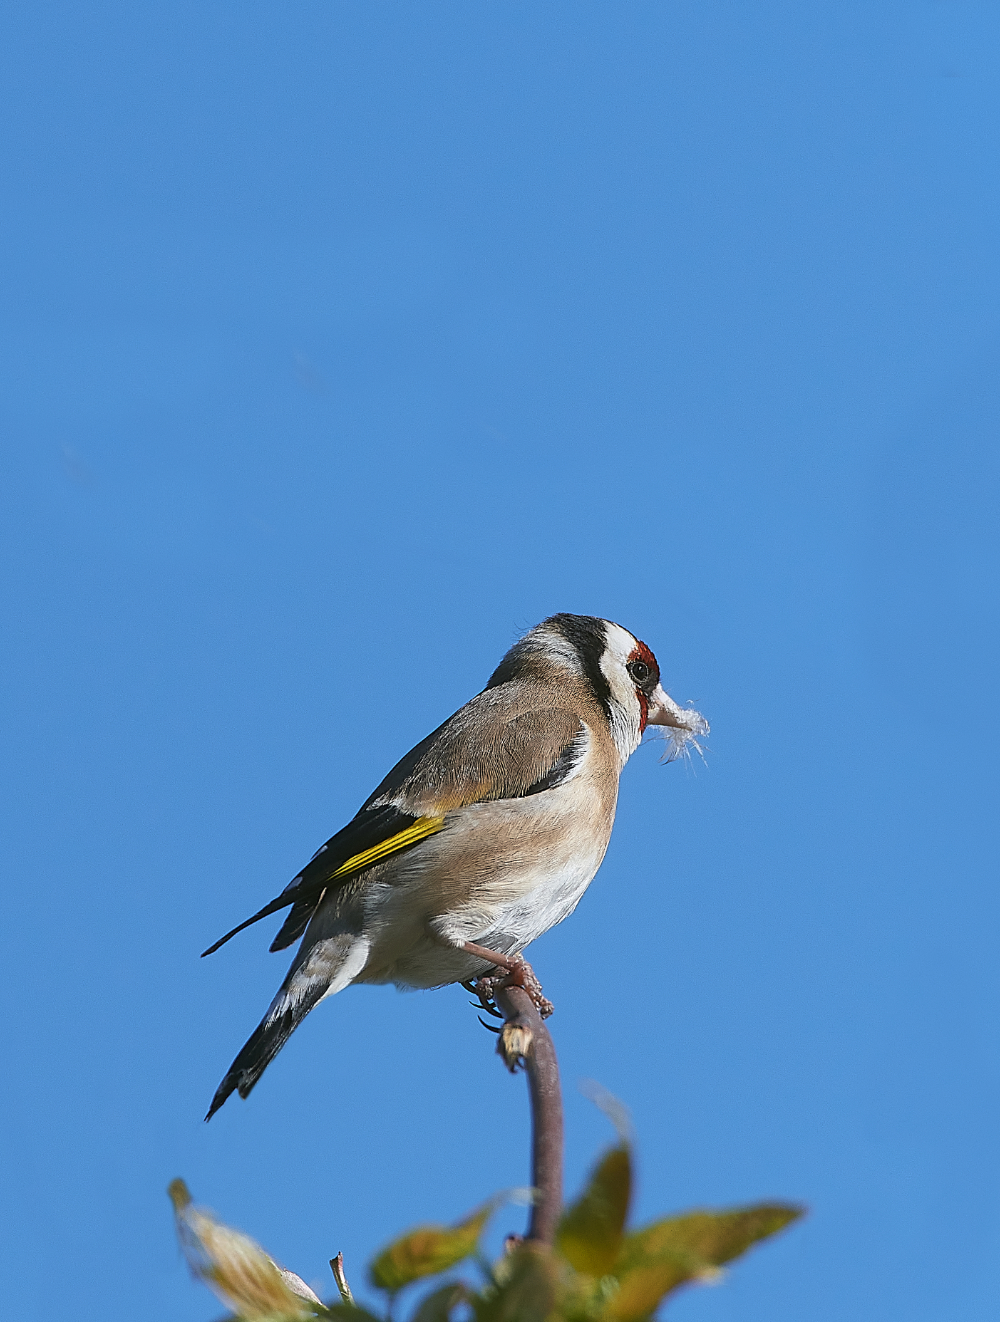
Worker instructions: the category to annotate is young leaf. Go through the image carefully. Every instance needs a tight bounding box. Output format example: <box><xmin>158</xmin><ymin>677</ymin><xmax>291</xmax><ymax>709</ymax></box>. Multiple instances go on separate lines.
<box><xmin>603</xmin><ymin>1252</ymin><xmax>699</xmax><ymax>1321</ymax></box>
<box><xmin>410</xmin><ymin>1282</ymin><xmax>469</xmax><ymax>1322</ymax></box>
<box><xmin>168</xmin><ymin>1179</ymin><xmax>318</xmax><ymax>1319</ymax></box>
<box><xmin>555</xmin><ymin>1145</ymin><xmax>631</xmax><ymax>1276</ymax></box>
<box><xmin>622</xmin><ymin>1202</ymin><xmax>803</xmax><ymax>1269</ymax></box>
<box><xmin>607</xmin><ymin>1202</ymin><xmax>804</xmax><ymax>1320</ymax></box>
<box><xmin>473</xmin><ymin>1244</ymin><xmax>559</xmax><ymax>1322</ymax></box>
<box><xmin>369</xmin><ymin>1202</ymin><xmax>496</xmax><ymax>1293</ymax></box>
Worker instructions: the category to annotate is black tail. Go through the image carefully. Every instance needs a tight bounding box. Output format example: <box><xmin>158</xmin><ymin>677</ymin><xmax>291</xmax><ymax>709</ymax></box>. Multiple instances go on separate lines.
<box><xmin>200</xmin><ymin>895</ymin><xmax>293</xmax><ymax>958</ymax></box>
<box><xmin>205</xmin><ymin>978</ymin><xmax>326</xmax><ymax>1120</ymax></box>
<box><xmin>268</xmin><ymin>895</ymin><xmax>323</xmax><ymax>952</ymax></box>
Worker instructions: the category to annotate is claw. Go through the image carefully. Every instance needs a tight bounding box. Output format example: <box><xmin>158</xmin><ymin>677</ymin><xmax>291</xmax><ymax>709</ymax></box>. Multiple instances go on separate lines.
<box><xmin>465</xmin><ymin>961</ymin><xmax>554</xmax><ymax>1021</ymax></box>
<box><xmin>470</xmin><ymin>1000</ymin><xmax>503</xmax><ymax>1017</ymax></box>
<box><xmin>465</xmin><ymin>974</ymin><xmax>506</xmax><ymax>1019</ymax></box>
<box><xmin>477</xmin><ymin>1015</ymin><xmax>501</xmax><ymax>1034</ymax></box>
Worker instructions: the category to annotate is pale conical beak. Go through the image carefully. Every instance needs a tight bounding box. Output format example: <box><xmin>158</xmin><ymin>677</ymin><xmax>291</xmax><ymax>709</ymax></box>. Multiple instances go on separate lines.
<box><xmin>646</xmin><ymin>684</ymin><xmax>710</xmax><ymax>739</ymax></box>
<box><xmin>645</xmin><ymin>684</ymin><xmax>690</xmax><ymax>728</ymax></box>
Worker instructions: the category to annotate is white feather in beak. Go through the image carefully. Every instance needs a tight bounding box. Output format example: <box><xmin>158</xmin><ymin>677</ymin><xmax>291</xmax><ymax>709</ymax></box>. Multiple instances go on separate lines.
<box><xmin>645</xmin><ymin>684</ymin><xmax>709</xmax><ymax>762</ymax></box>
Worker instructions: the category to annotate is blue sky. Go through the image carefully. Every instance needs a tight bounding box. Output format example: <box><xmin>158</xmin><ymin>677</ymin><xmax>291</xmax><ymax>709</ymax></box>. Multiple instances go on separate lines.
<box><xmin>2</xmin><ymin>2</ymin><xmax>998</xmax><ymax>1318</ymax></box>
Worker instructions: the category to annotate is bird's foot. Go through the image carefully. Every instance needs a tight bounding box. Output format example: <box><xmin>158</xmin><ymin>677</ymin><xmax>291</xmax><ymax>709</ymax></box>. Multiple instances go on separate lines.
<box><xmin>461</xmin><ymin>943</ymin><xmax>555</xmax><ymax>1019</ymax></box>
<box><xmin>499</xmin><ymin>958</ymin><xmax>555</xmax><ymax>1019</ymax></box>
<box><xmin>464</xmin><ymin>977</ymin><xmax>504</xmax><ymax>1021</ymax></box>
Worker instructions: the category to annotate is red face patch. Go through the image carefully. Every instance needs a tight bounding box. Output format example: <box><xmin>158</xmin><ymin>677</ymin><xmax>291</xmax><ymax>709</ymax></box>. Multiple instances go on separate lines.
<box><xmin>626</xmin><ymin>641</ymin><xmax>659</xmax><ymax>733</ymax></box>
<box><xmin>629</xmin><ymin>641</ymin><xmax>657</xmax><ymax>672</ymax></box>
<box><xmin>637</xmin><ymin>690</ymin><xmax>649</xmax><ymax>732</ymax></box>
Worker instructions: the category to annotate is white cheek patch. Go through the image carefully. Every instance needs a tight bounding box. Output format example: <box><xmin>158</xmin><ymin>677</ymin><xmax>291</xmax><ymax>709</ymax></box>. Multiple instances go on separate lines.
<box><xmin>601</xmin><ymin>623</ymin><xmax>640</xmax><ymax>670</ymax></box>
<box><xmin>599</xmin><ymin>623</ymin><xmax>644</xmax><ymax>762</ymax></box>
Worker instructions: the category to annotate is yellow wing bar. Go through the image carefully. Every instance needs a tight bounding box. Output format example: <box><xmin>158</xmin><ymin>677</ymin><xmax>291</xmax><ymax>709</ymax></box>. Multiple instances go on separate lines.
<box><xmin>330</xmin><ymin>815</ymin><xmax>446</xmax><ymax>879</ymax></box>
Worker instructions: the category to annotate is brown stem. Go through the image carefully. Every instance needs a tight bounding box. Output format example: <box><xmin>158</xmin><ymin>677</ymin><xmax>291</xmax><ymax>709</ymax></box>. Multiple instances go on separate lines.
<box><xmin>494</xmin><ymin>983</ymin><xmax>564</xmax><ymax>1245</ymax></box>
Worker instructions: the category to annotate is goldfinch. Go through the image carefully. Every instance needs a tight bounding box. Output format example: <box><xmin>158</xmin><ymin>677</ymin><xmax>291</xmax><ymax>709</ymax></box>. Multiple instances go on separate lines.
<box><xmin>204</xmin><ymin>614</ymin><xmax>707</xmax><ymax>1118</ymax></box>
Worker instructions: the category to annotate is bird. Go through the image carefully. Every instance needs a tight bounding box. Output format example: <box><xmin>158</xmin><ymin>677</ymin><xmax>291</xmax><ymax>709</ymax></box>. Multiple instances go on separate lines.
<box><xmin>203</xmin><ymin>613</ymin><xmax>707</xmax><ymax>1118</ymax></box>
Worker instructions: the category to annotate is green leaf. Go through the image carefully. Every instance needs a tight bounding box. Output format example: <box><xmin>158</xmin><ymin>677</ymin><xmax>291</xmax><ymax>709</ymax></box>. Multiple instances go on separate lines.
<box><xmin>321</xmin><ymin>1306</ymin><xmax>385</xmax><ymax>1322</ymax></box>
<box><xmin>473</xmin><ymin>1244</ymin><xmax>560</xmax><ymax>1322</ymax></box>
<box><xmin>410</xmin><ymin>1282</ymin><xmax>469</xmax><ymax>1322</ymax></box>
<box><xmin>622</xmin><ymin>1201</ymin><xmax>803</xmax><ymax>1269</ymax></box>
<box><xmin>168</xmin><ymin>1178</ymin><xmax>318</xmax><ymax>1319</ymax></box>
<box><xmin>369</xmin><ymin>1203</ymin><xmax>496</xmax><ymax>1293</ymax></box>
<box><xmin>606</xmin><ymin>1202</ymin><xmax>804</xmax><ymax>1321</ymax></box>
<box><xmin>555</xmin><ymin>1145</ymin><xmax>631</xmax><ymax>1276</ymax></box>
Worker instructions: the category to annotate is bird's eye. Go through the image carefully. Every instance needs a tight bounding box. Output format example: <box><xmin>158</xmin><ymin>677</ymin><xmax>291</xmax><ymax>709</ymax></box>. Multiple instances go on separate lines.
<box><xmin>628</xmin><ymin>660</ymin><xmax>650</xmax><ymax>685</ymax></box>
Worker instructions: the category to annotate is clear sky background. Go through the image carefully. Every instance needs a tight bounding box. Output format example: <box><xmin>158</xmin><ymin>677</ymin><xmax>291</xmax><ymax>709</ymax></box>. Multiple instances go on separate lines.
<box><xmin>2</xmin><ymin>2</ymin><xmax>998</xmax><ymax>1319</ymax></box>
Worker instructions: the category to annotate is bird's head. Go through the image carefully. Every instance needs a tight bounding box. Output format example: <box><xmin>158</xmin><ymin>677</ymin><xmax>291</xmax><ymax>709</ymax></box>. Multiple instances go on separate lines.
<box><xmin>591</xmin><ymin>617</ymin><xmax>709</xmax><ymax>763</ymax></box>
<box><xmin>490</xmin><ymin>614</ymin><xmax>708</xmax><ymax>765</ymax></box>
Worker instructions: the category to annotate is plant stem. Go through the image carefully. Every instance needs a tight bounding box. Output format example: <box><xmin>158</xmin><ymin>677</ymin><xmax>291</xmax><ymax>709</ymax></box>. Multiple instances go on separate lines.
<box><xmin>494</xmin><ymin>984</ymin><xmax>564</xmax><ymax>1245</ymax></box>
<box><xmin>329</xmin><ymin>1251</ymin><xmax>354</xmax><ymax>1305</ymax></box>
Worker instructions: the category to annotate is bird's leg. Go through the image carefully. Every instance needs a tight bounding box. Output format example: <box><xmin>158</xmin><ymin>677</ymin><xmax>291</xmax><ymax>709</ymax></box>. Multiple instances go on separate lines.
<box><xmin>461</xmin><ymin>941</ymin><xmax>555</xmax><ymax>1019</ymax></box>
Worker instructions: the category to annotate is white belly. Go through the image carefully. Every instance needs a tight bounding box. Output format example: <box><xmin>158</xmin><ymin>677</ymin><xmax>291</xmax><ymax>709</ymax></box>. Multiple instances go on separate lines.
<box><xmin>357</xmin><ymin>779</ymin><xmax>615</xmax><ymax>990</ymax></box>
<box><xmin>470</xmin><ymin>849</ymin><xmax>601</xmax><ymax>951</ymax></box>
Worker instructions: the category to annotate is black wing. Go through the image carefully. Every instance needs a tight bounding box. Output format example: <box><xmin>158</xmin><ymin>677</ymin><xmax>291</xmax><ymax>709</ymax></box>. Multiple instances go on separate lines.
<box><xmin>200</xmin><ymin>803</ymin><xmax>443</xmax><ymax>957</ymax></box>
<box><xmin>203</xmin><ymin>703</ymin><xmax>586</xmax><ymax>957</ymax></box>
